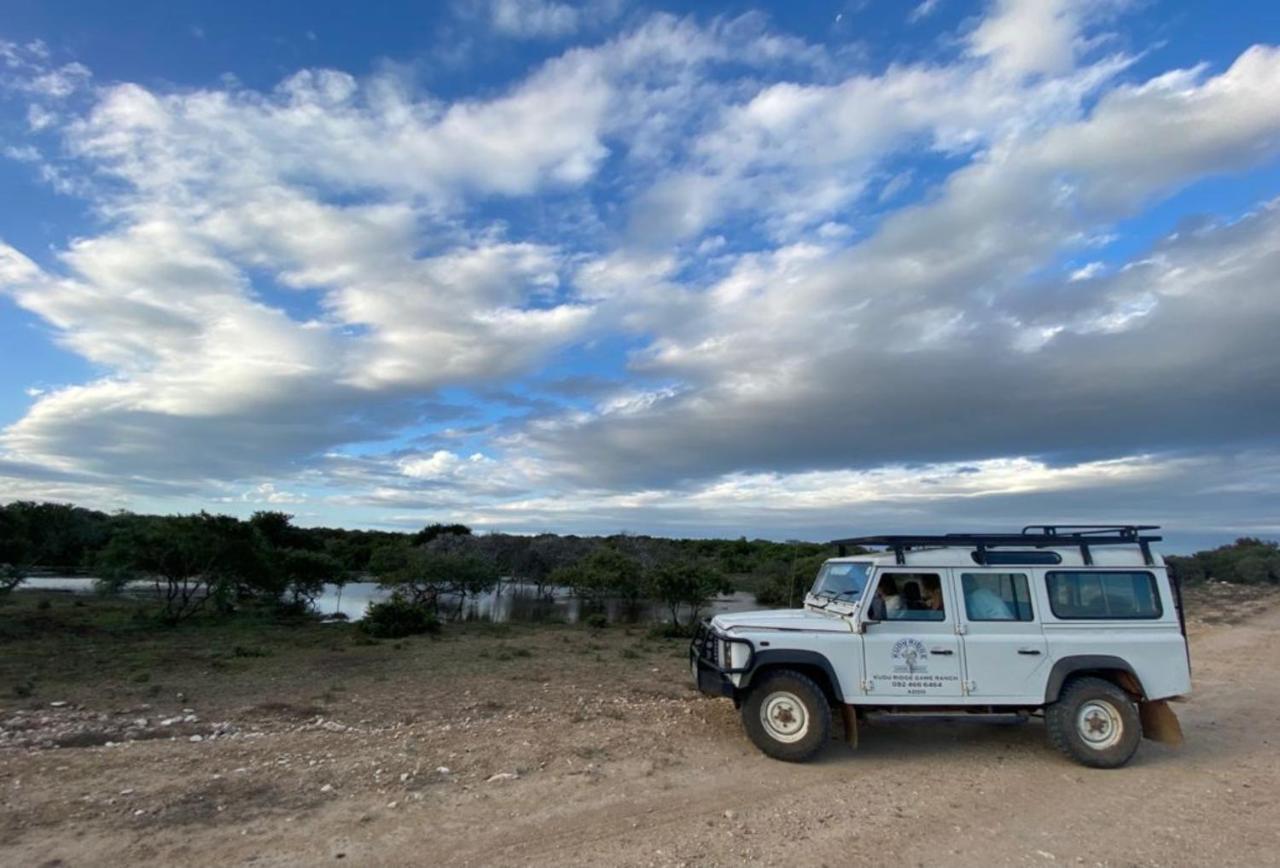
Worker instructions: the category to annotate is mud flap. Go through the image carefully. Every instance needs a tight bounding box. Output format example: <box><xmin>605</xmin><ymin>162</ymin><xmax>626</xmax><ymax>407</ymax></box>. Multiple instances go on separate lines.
<box><xmin>840</xmin><ymin>704</ymin><xmax>858</xmax><ymax>748</ymax></box>
<box><xmin>1139</xmin><ymin>699</ymin><xmax>1184</xmax><ymax>747</ymax></box>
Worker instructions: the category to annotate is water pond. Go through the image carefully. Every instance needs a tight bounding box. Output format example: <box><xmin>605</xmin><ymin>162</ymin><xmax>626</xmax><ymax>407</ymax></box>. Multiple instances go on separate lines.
<box><xmin>18</xmin><ymin>577</ymin><xmax>766</xmax><ymax>624</ymax></box>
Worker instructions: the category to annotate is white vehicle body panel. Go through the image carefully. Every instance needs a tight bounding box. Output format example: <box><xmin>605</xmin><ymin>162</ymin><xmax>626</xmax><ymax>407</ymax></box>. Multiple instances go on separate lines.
<box><xmin>698</xmin><ymin>541</ymin><xmax>1192</xmax><ymax>708</ymax></box>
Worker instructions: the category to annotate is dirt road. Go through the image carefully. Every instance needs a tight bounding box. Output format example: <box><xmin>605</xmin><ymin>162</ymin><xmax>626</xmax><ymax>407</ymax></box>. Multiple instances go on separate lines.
<box><xmin>3</xmin><ymin>597</ymin><xmax>1280</xmax><ymax>867</ymax></box>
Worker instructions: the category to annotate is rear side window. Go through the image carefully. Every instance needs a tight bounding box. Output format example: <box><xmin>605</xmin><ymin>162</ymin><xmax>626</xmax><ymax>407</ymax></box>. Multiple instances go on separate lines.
<box><xmin>1045</xmin><ymin>571</ymin><xmax>1162</xmax><ymax>619</ymax></box>
<box><xmin>961</xmin><ymin>573</ymin><xmax>1033</xmax><ymax>621</ymax></box>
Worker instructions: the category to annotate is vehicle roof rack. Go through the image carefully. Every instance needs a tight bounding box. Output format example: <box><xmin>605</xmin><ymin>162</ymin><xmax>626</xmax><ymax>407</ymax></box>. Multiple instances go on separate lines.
<box><xmin>831</xmin><ymin>525</ymin><xmax>1162</xmax><ymax>567</ymax></box>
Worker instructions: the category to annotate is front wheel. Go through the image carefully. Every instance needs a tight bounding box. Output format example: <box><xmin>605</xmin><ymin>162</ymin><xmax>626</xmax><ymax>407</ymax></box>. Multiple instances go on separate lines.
<box><xmin>741</xmin><ymin>670</ymin><xmax>831</xmax><ymax>762</ymax></box>
<box><xmin>1045</xmin><ymin>676</ymin><xmax>1142</xmax><ymax>768</ymax></box>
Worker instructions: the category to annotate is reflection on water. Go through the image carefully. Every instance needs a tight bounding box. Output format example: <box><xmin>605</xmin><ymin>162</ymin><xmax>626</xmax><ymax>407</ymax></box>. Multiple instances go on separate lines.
<box><xmin>19</xmin><ymin>577</ymin><xmax>764</xmax><ymax>623</ymax></box>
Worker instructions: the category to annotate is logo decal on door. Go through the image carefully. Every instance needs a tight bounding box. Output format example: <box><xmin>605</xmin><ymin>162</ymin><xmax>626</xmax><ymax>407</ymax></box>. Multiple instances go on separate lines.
<box><xmin>891</xmin><ymin>637</ymin><xmax>929</xmax><ymax>674</ymax></box>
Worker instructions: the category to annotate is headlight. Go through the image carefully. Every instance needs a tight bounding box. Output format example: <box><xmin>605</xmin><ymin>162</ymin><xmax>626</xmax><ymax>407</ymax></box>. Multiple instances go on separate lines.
<box><xmin>720</xmin><ymin>639</ymin><xmax>733</xmax><ymax>668</ymax></box>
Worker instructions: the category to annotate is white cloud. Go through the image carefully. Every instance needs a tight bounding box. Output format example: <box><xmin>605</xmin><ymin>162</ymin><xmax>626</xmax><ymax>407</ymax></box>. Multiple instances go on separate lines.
<box><xmin>490</xmin><ymin>0</ymin><xmax>583</xmax><ymax>38</ymax></box>
<box><xmin>1</xmin><ymin>14</ymin><xmax>1278</xmax><ymax>544</ymax></box>
<box><xmin>242</xmin><ymin>482</ymin><xmax>305</xmax><ymax>504</ymax></box>
<box><xmin>26</xmin><ymin>62</ymin><xmax>91</xmax><ymax>98</ymax></box>
<box><xmin>969</xmin><ymin>0</ymin><xmax>1086</xmax><ymax>76</ymax></box>
<box><xmin>1069</xmin><ymin>261</ymin><xmax>1105</xmax><ymax>281</ymax></box>
<box><xmin>529</xmin><ymin>49</ymin><xmax>1280</xmax><ymax>490</ymax></box>
<box><xmin>909</xmin><ymin>0</ymin><xmax>944</xmax><ymax>24</ymax></box>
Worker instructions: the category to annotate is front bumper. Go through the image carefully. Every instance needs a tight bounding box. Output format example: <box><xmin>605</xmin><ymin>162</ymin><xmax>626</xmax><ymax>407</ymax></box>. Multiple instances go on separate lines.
<box><xmin>689</xmin><ymin>621</ymin><xmax>755</xmax><ymax>698</ymax></box>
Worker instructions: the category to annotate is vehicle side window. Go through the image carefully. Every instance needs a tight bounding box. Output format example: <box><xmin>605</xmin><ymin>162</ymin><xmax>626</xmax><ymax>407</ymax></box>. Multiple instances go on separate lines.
<box><xmin>961</xmin><ymin>573</ymin><xmax>1033</xmax><ymax>621</ymax></box>
<box><xmin>877</xmin><ymin>572</ymin><xmax>946</xmax><ymax>621</ymax></box>
<box><xmin>1045</xmin><ymin>571</ymin><xmax>1162</xmax><ymax>619</ymax></box>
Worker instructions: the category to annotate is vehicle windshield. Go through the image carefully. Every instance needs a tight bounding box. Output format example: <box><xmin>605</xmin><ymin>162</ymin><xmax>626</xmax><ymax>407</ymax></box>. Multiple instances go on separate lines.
<box><xmin>810</xmin><ymin>561</ymin><xmax>872</xmax><ymax>603</ymax></box>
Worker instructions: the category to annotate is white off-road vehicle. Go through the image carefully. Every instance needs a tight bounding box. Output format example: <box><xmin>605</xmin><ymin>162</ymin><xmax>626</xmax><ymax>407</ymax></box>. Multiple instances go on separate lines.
<box><xmin>691</xmin><ymin>526</ymin><xmax>1190</xmax><ymax>767</ymax></box>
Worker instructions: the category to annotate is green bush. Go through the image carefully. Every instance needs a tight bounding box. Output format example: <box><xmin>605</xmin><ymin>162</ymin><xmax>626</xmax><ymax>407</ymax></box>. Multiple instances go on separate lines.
<box><xmin>272</xmin><ymin>597</ymin><xmax>313</xmax><ymax>621</ymax></box>
<box><xmin>647</xmin><ymin>621</ymin><xmax>698</xmax><ymax>639</ymax></box>
<box><xmin>583</xmin><ymin>612</ymin><xmax>609</xmax><ymax>630</ymax></box>
<box><xmin>232</xmin><ymin>644</ymin><xmax>271</xmax><ymax>658</ymax></box>
<box><xmin>1166</xmin><ymin>538</ymin><xmax>1280</xmax><ymax>585</ymax></box>
<box><xmin>360</xmin><ymin>597</ymin><xmax>441</xmax><ymax>639</ymax></box>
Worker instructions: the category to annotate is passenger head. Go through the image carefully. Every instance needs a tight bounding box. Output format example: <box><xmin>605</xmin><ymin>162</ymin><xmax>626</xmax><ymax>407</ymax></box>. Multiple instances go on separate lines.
<box><xmin>901</xmin><ymin>583</ymin><xmax>922</xmax><ymax>606</ymax></box>
<box><xmin>880</xmin><ymin>577</ymin><xmax>899</xmax><ymax>597</ymax></box>
<box><xmin>924</xmin><ymin>580</ymin><xmax>943</xmax><ymax>610</ymax></box>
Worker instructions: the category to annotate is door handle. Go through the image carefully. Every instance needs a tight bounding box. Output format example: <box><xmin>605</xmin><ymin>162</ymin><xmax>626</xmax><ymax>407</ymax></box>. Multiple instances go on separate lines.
<box><xmin>930</xmin><ymin>648</ymin><xmax>954</xmax><ymax>655</ymax></box>
<box><xmin>1017</xmin><ymin>648</ymin><xmax>1042</xmax><ymax>655</ymax></box>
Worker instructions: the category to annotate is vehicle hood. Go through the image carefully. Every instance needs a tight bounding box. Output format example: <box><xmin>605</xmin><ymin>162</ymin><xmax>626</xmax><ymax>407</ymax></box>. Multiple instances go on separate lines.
<box><xmin>710</xmin><ymin>608</ymin><xmax>853</xmax><ymax>634</ymax></box>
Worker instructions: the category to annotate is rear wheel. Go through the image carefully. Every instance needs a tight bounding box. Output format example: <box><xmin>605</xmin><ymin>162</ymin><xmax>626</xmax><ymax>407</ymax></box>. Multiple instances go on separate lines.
<box><xmin>741</xmin><ymin>670</ymin><xmax>831</xmax><ymax>762</ymax></box>
<box><xmin>1046</xmin><ymin>676</ymin><xmax>1141</xmax><ymax>768</ymax></box>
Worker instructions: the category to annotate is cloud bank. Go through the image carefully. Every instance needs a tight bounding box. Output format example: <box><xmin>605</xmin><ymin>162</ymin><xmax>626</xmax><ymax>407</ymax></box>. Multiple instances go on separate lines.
<box><xmin>1</xmin><ymin>6</ymin><xmax>1278</xmax><ymax>547</ymax></box>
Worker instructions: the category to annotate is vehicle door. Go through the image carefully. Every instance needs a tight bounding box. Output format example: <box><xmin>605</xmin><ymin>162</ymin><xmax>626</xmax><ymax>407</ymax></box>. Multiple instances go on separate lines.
<box><xmin>955</xmin><ymin>569</ymin><xmax>1048</xmax><ymax>702</ymax></box>
<box><xmin>859</xmin><ymin>570</ymin><xmax>964</xmax><ymax>701</ymax></box>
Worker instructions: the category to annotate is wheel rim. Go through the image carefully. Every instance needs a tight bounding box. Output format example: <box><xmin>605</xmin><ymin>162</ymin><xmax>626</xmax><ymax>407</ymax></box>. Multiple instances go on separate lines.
<box><xmin>760</xmin><ymin>690</ymin><xmax>809</xmax><ymax>744</ymax></box>
<box><xmin>1076</xmin><ymin>699</ymin><xmax>1124</xmax><ymax>750</ymax></box>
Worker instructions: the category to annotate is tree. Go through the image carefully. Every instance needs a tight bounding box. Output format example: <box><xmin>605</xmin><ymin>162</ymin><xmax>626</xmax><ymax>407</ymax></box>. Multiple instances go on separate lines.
<box><xmin>278</xmin><ymin>548</ymin><xmax>344</xmax><ymax>607</ymax></box>
<box><xmin>0</xmin><ymin>564</ymin><xmax>24</xmax><ymax>596</ymax></box>
<box><xmin>0</xmin><ymin>500</ymin><xmax>112</xmax><ymax>570</ymax></box>
<box><xmin>250</xmin><ymin>511</ymin><xmax>303</xmax><ymax>549</ymax></box>
<box><xmin>650</xmin><ymin>560</ymin><xmax>733</xmax><ymax>628</ymax></box>
<box><xmin>552</xmin><ymin>547</ymin><xmax>646</xmax><ymax>620</ymax></box>
<box><xmin>752</xmin><ymin>549</ymin><xmax>836</xmax><ymax>608</ymax></box>
<box><xmin>1166</xmin><ymin>538</ymin><xmax>1280</xmax><ymax>585</ymax></box>
<box><xmin>411</xmin><ymin>522</ymin><xmax>472</xmax><ymax>547</ymax></box>
<box><xmin>0</xmin><ymin>508</ymin><xmax>32</xmax><ymax>596</ymax></box>
<box><xmin>372</xmin><ymin>546</ymin><xmax>498</xmax><ymax>616</ymax></box>
<box><xmin>96</xmin><ymin>512</ymin><xmax>271</xmax><ymax>622</ymax></box>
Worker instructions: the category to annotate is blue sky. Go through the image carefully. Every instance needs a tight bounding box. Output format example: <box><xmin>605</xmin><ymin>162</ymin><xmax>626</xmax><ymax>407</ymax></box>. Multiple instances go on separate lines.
<box><xmin>1</xmin><ymin>0</ymin><xmax>1279</xmax><ymax>551</ymax></box>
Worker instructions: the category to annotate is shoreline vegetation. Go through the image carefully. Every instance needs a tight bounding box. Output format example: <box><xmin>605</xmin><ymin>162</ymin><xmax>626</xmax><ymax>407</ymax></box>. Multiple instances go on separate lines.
<box><xmin>0</xmin><ymin>501</ymin><xmax>839</xmax><ymax>630</ymax></box>
<box><xmin>2</xmin><ymin>500</ymin><xmax>1277</xmax><ymax>637</ymax></box>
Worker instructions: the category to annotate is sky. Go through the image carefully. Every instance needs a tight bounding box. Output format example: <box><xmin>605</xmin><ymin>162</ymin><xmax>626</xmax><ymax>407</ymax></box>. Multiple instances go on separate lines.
<box><xmin>1</xmin><ymin>0</ymin><xmax>1278</xmax><ymax>551</ymax></box>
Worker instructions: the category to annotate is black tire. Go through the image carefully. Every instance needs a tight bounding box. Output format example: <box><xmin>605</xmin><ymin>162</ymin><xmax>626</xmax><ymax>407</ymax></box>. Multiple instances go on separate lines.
<box><xmin>741</xmin><ymin>670</ymin><xmax>831</xmax><ymax>762</ymax></box>
<box><xmin>1045</xmin><ymin>676</ymin><xmax>1141</xmax><ymax>769</ymax></box>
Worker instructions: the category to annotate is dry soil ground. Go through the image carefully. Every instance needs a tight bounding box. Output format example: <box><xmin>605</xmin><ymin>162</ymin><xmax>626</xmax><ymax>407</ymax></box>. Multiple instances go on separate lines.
<box><xmin>2</xmin><ymin>584</ymin><xmax>1279</xmax><ymax>867</ymax></box>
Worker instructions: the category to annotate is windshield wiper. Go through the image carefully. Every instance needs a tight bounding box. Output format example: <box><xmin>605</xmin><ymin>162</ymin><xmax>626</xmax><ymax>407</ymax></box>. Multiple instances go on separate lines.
<box><xmin>809</xmin><ymin>590</ymin><xmax>836</xmax><ymax>609</ymax></box>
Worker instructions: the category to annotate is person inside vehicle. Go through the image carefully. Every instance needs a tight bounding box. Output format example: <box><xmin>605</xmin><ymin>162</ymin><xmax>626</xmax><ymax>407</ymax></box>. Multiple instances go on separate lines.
<box><xmin>964</xmin><ymin>584</ymin><xmax>1015</xmax><ymax>620</ymax></box>
<box><xmin>868</xmin><ymin>577</ymin><xmax>898</xmax><ymax>620</ymax></box>
<box><xmin>900</xmin><ymin>582</ymin><xmax>923</xmax><ymax>611</ymax></box>
<box><xmin>923</xmin><ymin>579</ymin><xmax>944</xmax><ymax>612</ymax></box>
<box><xmin>879</xmin><ymin>577</ymin><xmax>902</xmax><ymax>617</ymax></box>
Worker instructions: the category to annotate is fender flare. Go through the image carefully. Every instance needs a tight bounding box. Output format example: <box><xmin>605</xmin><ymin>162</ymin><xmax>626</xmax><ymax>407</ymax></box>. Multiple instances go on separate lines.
<box><xmin>742</xmin><ymin>649</ymin><xmax>845</xmax><ymax>703</ymax></box>
<box><xmin>1044</xmin><ymin>654</ymin><xmax>1143</xmax><ymax>703</ymax></box>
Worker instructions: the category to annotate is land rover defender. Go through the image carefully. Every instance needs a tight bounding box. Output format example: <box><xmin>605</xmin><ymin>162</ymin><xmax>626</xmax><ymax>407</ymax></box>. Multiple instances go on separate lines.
<box><xmin>691</xmin><ymin>525</ymin><xmax>1190</xmax><ymax>767</ymax></box>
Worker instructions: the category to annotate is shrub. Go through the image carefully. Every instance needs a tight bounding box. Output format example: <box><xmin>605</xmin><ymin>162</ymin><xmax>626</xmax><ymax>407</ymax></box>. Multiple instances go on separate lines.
<box><xmin>650</xmin><ymin>560</ymin><xmax>732</xmax><ymax>627</ymax></box>
<box><xmin>583</xmin><ymin>612</ymin><xmax>609</xmax><ymax>630</ymax></box>
<box><xmin>232</xmin><ymin>645</ymin><xmax>271</xmax><ymax>658</ymax></box>
<box><xmin>647</xmin><ymin>621</ymin><xmax>698</xmax><ymax>639</ymax></box>
<box><xmin>554</xmin><ymin>548</ymin><xmax>645</xmax><ymax>618</ymax></box>
<box><xmin>0</xmin><ymin>564</ymin><xmax>26</xmax><ymax>596</ymax></box>
<box><xmin>371</xmin><ymin>545</ymin><xmax>498</xmax><ymax>617</ymax></box>
<box><xmin>360</xmin><ymin>597</ymin><xmax>441</xmax><ymax>639</ymax></box>
<box><xmin>272</xmin><ymin>597</ymin><xmax>313</xmax><ymax>621</ymax></box>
